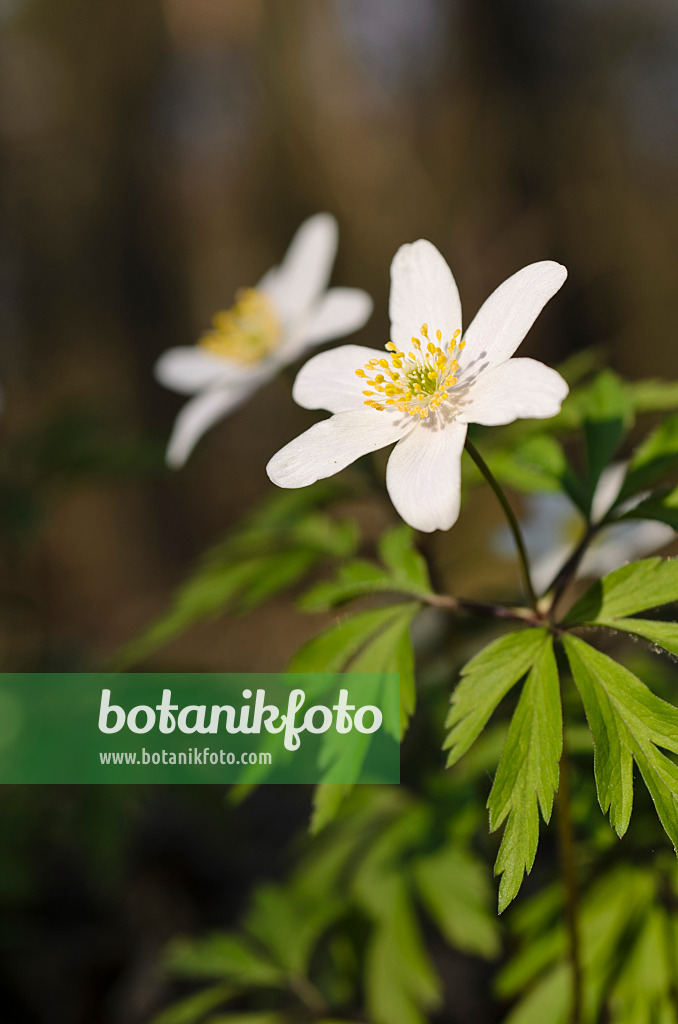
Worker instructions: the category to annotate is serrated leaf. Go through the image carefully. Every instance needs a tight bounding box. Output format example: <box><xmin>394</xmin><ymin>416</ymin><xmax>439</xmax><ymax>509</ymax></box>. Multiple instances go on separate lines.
<box><xmin>413</xmin><ymin>844</ymin><xmax>500</xmax><ymax>958</ymax></box>
<box><xmin>564</xmin><ymin>635</ymin><xmax>678</xmax><ymax>848</ymax></box>
<box><xmin>619</xmin><ymin>414</ymin><xmax>678</xmax><ymax>501</ymax></box>
<box><xmin>444</xmin><ymin>629</ymin><xmax>549</xmax><ymax>766</ymax></box>
<box><xmin>564</xmin><ymin>557</ymin><xmax>678</xmax><ymax>625</ymax></box>
<box><xmin>595</xmin><ymin>617</ymin><xmax>678</xmax><ymax>658</ymax></box>
<box><xmin>488</xmin><ymin>638</ymin><xmax>562</xmax><ymax>912</ymax></box>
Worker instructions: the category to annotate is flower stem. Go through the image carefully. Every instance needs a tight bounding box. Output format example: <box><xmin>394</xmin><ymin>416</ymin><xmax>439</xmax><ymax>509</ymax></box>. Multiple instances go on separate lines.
<box><xmin>464</xmin><ymin>438</ymin><xmax>539</xmax><ymax>611</ymax></box>
<box><xmin>557</xmin><ymin>743</ymin><xmax>583</xmax><ymax>1024</ymax></box>
<box><xmin>424</xmin><ymin>591</ymin><xmax>538</xmax><ymax>625</ymax></box>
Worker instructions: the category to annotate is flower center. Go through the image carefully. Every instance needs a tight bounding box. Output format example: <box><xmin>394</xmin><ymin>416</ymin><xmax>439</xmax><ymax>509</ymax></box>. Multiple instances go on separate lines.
<box><xmin>356</xmin><ymin>324</ymin><xmax>465</xmax><ymax>418</ymax></box>
<box><xmin>199</xmin><ymin>288</ymin><xmax>281</xmax><ymax>365</ymax></box>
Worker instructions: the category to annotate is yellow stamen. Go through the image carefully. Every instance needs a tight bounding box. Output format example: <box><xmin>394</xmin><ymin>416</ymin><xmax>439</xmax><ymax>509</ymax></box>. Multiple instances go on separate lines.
<box><xmin>199</xmin><ymin>288</ymin><xmax>280</xmax><ymax>365</ymax></box>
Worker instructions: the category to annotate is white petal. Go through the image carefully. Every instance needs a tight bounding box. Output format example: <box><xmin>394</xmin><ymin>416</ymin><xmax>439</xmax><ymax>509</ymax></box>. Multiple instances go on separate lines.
<box><xmin>280</xmin><ymin>288</ymin><xmax>373</xmax><ymax>361</ymax></box>
<box><xmin>457</xmin><ymin>358</ymin><xmax>568</xmax><ymax>426</ymax></box>
<box><xmin>267</xmin><ymin>408</ymin><xmax>411</xmax><ymax>488</ymax></box>
<box><xmin>292</xmin><ymin>344</ymin><xmax>383</xmax><ymax>413</ymax></box>
<box><xmin>260</xmin><ymin>213</ymin><xmax>338</xmax><ymax>323</ymax></box>
<box><xmin>580</xmin><ymin>520</ymin><xmax>675</xmax><ymax>579</ymax></box>
<box><xmin>460</xmin><ymin>261</ymin><xmax>567</xmax><ymax>372</ymax></box>
<box><xmin>166</xmin><ymin>385</ymin><xmax>256</xmax><ymax>468</ymax></box>
<box><xmin>389</xmin><ymin>240</ymin><xmax>462</xmax><ymax>351</ymax></box>
<box><xmin>591</xmin><ymin>462</ymin><xmax>627</xmax><ymax>522</ymax></box>
<box><xmin>386</xmin><ymin>419</ymin><xmax>468</xmax><ymax>532</ymax></box>
<box><xmin>155</xmin><ymin>347</ymin><xmax>252</xmax><ymax>395</ymax></box>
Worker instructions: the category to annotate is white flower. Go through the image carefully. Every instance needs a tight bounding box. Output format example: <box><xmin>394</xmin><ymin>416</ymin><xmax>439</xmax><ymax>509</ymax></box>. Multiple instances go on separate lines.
<box><xmin>155</xmin><ymin>214</ymin><xmax>373</xmax><ymax>467</ymax></box>
<box><xmin>267</xmin><ymin>240</ymin><xmax>569</xmax><ymax>532</ymax></box>
<box><xmin>493</xmin><ymin>463</ymin><xmax>675</xmax><ymax>593</ymax></box>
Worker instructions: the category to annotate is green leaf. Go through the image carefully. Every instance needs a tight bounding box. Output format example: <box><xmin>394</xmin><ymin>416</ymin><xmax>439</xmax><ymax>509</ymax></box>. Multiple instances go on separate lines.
<box><xmin>165</xmin><ymin>934</ymin><xmax>284</xmax><ymax>987</ymax></box>
<box><xmin>444</xmin><ymin>629</ymin><xmax>550</xmax><ymax>767</ymax></box>
<box><xmin>502</xmin><ymin>963</ymin><xmax>572</xmax><ymax>1024</ymax></box>
<box><xmin>364</xmin><ymin>880</ymin><xmax>441</xmax><ymax>1024</ymax></box>
<box><xmin>299</xmin><ymin>525</ymin><xmax>432</xmax><ymax>613</ymax></box>
<box><xmin>564</xmin><ymin>635</ymin><xmax>678</xmax><ymax>848</ymax></box>
<box><xmin>627</xmin><ymin>379</ymin><xmax>678</xmax><ymax>415</ymax></box>
<box><xmin>288</xmin><ymin>603</ymin><xmax>419</xmax><ymax>674</ymax></box>
<box><xmin>150</xmin><ymin>986</ymin><xmax>231</xmax><ymax>1024</ymax></box>
<box><xmin>621</xmin><ymin>484</ymin><xmax>678</xmax><ymax>530</ymax></box>
<box><xmin>581</xmin><ymin>370</ymin><xmax>634</xmax><ymax>507</ymax></box>
<box><xmin>309</xmin><ymin>784</ymin><xmax>353</xmax><ymax>835</ymax></box>
<box><xmin>413</xmin><ymin>843</ymin><xmax>500</xmax><ymax>958</ymax></box>
<box><xmin>487</xmin><ymin>435</ymin><xmax>586</xmax><ymax>509</ymax></box>
<box><xmin>376</xmin><ymin>524</ymin><xmax>432</xmax><ymax>592</ymax></box>
<box><xmin>488</xmin><ymin>638</ymin><xmax>562</xmax><ymax>912</ymax></box>
<box><xmin>596</xmin><ymin>618</ymin><xmax>678</xmax><ymax>658</ymax></box>
<box><xmin>564</xmin><ymin>557</ymin><xmax>678</xmax><ymax>625</ymax></box>
<box><xmin>244</xmin><ymin>882</ymin><xmax>341</xmax><ymax>978</ymax></box>
<box><xmin>619</xmin><ymin>413</ymin><xmax>678</xmax><ymax>501</ymax></box>
<box><xmin>298</xmin><ymin>560</ymin><xmax>397</xmax><ymax>612</ymax></box>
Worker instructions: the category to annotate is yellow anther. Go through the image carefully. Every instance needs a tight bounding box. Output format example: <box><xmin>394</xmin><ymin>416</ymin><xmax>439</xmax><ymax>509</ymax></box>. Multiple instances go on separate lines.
<box><xmin>427</xmin><ymin>372</ymin><xmax>437</xmax><ymax>381</ymax></box>
<box><xmin>386</xmin><ymin>342</ymin><xmax>397</xmax><ymax>351</ymax></box>
<box><xmin>436</xmin><ymin>329</ymin><xmax>442</xmax><ymax>340</ymax></box>
<box><xmin>459</xmin><ymin>339</ymin><xmax>465</xmax><ymax>349</ymax></box>
<box><xmin>355</xmin><ymin>369</ymin><xmax>366</xmax><ymax>377</ymax></box>
<box><xmin>200</xmin><ymin>288</ymin><xmax>280</xmax><ymax>364</ymax></box>
<box><xmin>427</xmin><ymin>342</ymin><xmax>435</xmax><ymax>354</ymax></box>
<box><xmin>420</xmin><ymin>323</ymin><xmax>429</xmax><ymax>337</ymax></box>
<box><xmin>379</xmin><ymin>359</ymin><xmax>389</xmax><ymax>368</ymax></box>
<box><xmin>375</xmin><ymin>374</ymin><xmax>384</xmax><ymax>383</ymax></box>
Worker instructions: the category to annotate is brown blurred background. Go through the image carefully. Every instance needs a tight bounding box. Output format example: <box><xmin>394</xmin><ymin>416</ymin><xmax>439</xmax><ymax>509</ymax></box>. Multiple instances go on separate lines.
<box><xmin>1</xmin><ymin>2</ymin><xmax>678</xmax><ymax>1019</ymax></box>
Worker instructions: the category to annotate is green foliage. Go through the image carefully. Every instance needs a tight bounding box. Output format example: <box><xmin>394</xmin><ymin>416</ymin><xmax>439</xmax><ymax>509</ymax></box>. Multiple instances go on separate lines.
<box><xmin>564</xmin><ymin>558</ymin><xmax>678</xmax><ymax>659</ymax></box>
<box><xmin>154</xmin><ymin>790</ymin><xmax>500</xmax><ymax>1024</ymax></box>
<box><xmin>499</xmin><ymin>860</ymin><xmax>678</xmax><ymax>1024</ymax></box>
<box><xmin>564</xmin><ymin>635</ymin><xmax>678</xmax><ymax>848</ymax></box>
<box><xmin>618</xmin><ymin>413</ymin><xmax>678</xmax><ymax>501</ymax></box>
<box><xmin>444</xmin><ymin>629</ymin><xmax>550</xmax><ymax>767</ymax></box>
<box><xmin>116</xmin><ymin>485</ymin><xmax>358</xmax><ymax>666</ymax></box>
<box><xmin>622</xmin><ymin>484</ymin><xmax>678</xmax><ymax>530</ymax></box>
<box><xmin>299</xmin><ymin>523</ymin><xmax>432</xmax><ymax>611</ymax></box>
<box><xmin>580</xmin><ymin>370</ymin><xmax>634</xmax><ymax>507</ymax></box>
<box><xmin>489</xmin><ymin>638</ymin><xmax>562</xmax><ymax>912</ymax></box>
<box><xmin>564</xmin><ymin>557</ymin><xmax>678</xmax><ymax>625</ymax></box>
<box><xmin>290</xmin><ymin>602</ymin><xmax>418</xmax><ymax>744</ymax></box>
